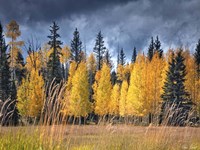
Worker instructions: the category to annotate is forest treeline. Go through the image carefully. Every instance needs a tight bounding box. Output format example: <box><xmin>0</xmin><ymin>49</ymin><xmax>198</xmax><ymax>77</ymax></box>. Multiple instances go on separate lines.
<box><xmin>0</xmin><ymin>20</ymin><xmax>200</xmax><ymax>126</ymax></box>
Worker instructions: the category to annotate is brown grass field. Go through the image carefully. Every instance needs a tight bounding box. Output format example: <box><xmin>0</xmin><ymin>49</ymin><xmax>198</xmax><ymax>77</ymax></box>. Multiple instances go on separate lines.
<box><xmin>0</xmin><ymin>125</ymin><xmax>200</xmax><ymax>149</ymax></box>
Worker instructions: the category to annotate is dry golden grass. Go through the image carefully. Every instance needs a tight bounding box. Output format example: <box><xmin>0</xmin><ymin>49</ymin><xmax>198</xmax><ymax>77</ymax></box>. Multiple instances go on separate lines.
<box><xmin>0</xmin><ymin>125</ymin><xmax>200</xmax><ymax>150</ymax></box>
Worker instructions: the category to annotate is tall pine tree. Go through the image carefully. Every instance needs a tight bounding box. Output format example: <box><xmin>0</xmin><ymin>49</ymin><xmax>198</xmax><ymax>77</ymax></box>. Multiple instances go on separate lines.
<box><xmin>15</xmin><ymin>51</ymin><xmax>25</xmax><ymax>85</ymax></box>
<box><xmin>154</xmin><ymin>36</ymin><xmax>163</xmax><ymax>58</ymax></box>
<box><xmin>71</xmin><ymin>28</ymin><xmax>82</xmax><ymax>63</ymax></box>
<box><xmin>131</xmin><ymin>47</ymin><xmax>137</xmax><ymax>63</ymax></box>
<box><xmin>119</xmin><ymin>48</ymin><xmax>126</xmax><ymax>66</ymax></box>
<box><xmin>148</xmin><ymin>37</ymin><xmax>154</xmax><ymax>61</ymax></box>
<box><xmin>104</xmin><ymin>50</ymin><xmax>112</xmax><ymax>69</ymax></box>
<box><xmin>47</xmin><ymin>22</ymin><xmax>63</xmax><ymax>83</ymax></box>
<box><xmin>0</xmin><ymin>22</ymin><xmax>10</xmax><ymax>101</ymax></box>
<box><xmin>93</xmin><ymin>31</ymin><xmax>106</xmax><ymax>70</ymax></box>
<box><xmin>160</xmin><ymin>50</ymin><xmax>192</xmax><ymax>125</ymax></box>
<box><xmin>194</xmin><ymin>39</ymin><xmax>200</xmax><ymax>78</ymax></box>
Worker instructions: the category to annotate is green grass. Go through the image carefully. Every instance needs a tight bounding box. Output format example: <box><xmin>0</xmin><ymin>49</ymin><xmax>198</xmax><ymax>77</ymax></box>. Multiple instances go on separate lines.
<box><xmin>0</xmin><ymin>125</ymin><xmax>200</xmax><ymax>150</ymax></box>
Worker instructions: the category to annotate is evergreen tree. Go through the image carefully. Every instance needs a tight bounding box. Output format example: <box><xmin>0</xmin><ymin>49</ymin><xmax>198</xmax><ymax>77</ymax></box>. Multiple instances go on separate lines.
<box><xmin>71</xmin><ymin>28</ymin><xmax>82</xmax><ymax>63</ymax></box>
<box><xmin>194</xmin><ymin>39</ymin><xmax>200</xmax><ymax>77</ymax></box>
<box><xmin>162</xmin><ymin>50</ymin><xmax>189</xmax><ymax>103</ymax></box>
<box><xmin>0</xmin><ymin>22</ymin><xmax>10</xmax><ymax>101</ymax></box>
<box><xmin>9</xmin><ymin>81</ymin><xmax>19</xmax><ymax>125</ymax></box>
<box><xmin>47</xmin><ymin>22</ymin><xmax>63</xmax><ymax>83</ymax></box>
<box><xmin>111</xmin><ymin>70</ymin><xmax>117</xmax><ymax>85</ymax></box>
<box><xmin>148</xmin><ymin>37</ymin><xmax>154</xmax><ymax>61</ymax></box>
<box><xmin>160</xmin><ymin>50</ymin><xmax>192</xmax><ymax>125</ymax></box>
<box><xmin>15</xmin><ymin>51</ymin><xmax>26</xmax><ymax>86</ymax></box>
<box><xmin>154</xmin><ymin>36</ymin><xmax>163</xmax><ymax>58</ymax></box>
<box><xmin>93</xmin><ymin>31</ymin><xmax>106</xmax><ymax>70</ymax></box>
<box><xmin>117</xmin><ymin>48</ymin><xmax>120</xmax><ymax>65</ymax></box>
<box><xmin>87</xmin><ymin>53</ymin><xmax>96</xmax><ymax>102</ymax></box>
<box><xmin>104</xmin><ymin>50</ymin><xmax>112</xmax><ymax>68</ymax></box>
<box><xmin>131</xmin><ymin>47</ymin><xmax>137</xmax><ymax>63</ymax></box>
<box><xmin>119</xmin><ymin>48</ymin><xmax>126</xmax><ymax>66</ymax></box>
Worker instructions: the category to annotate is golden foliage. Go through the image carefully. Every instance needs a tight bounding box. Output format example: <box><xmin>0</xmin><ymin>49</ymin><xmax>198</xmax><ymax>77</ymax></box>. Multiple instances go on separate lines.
<box><xmin>68</xmin><ymin>62</ymin><xmax>92</xmax><ymax>117</ymax></box>
<box><xmin>109</xmin><ymin>83</ymin><xmax>120</xmax><ymax>115</ymax></box>
<box><xmin>119</xmin><ymin>80</ymin><xmax>128</xmax><ymax>116</ymax></box>
<box><xmin>87</xmin><ymin>53</ymin><xmax>96</xmax><ymax>74</ymax></box>
<box><xmin>17</xmin><ymin>69</ymin><xmax>44</xmax><ymax>118</ymax></box>
<box><xmin>60</xmin><ymin>46</ymin><xmax>71</xmax><ymax>63</ymax></box>
<box><xmin>93</xmin><ymin>63</ymin><xmax>112</xmax><ymax>116</ymax></box>
<box><xmin>66</xmin><ymin>61</ymin><xmax>78</xmax><ymax>91</ymax></box>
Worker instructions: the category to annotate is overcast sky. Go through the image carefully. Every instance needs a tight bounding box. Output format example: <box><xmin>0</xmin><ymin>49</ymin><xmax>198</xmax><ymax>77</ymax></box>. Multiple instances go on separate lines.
<box><xmin>0</xmin><ymin>0</ymin><xmax>200</xmax><ymax>62</ymax></box>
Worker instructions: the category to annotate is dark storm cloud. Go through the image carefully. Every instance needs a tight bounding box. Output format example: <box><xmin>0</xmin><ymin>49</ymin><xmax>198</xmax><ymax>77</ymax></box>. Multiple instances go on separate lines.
<box><xmin>0</xmin><ymin>0</ymin><xmax>133</xmax><ymax>24</ymax></box>
<box><xmin>1</xmin><ymin>0</ymin><xmax>200</xmax><ymax>64</ymax></box>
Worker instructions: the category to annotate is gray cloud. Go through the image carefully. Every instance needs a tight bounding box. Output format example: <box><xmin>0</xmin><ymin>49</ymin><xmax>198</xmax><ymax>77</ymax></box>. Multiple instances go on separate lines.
<box><xmin>0</xmin><ymin>0</ymin><xmax>133</xmax><ymax>24</ymax></box>
<box><xmin>1</xmin><ymin>0</ymin><xmax>200</xmax><ymax>63</ymax></box>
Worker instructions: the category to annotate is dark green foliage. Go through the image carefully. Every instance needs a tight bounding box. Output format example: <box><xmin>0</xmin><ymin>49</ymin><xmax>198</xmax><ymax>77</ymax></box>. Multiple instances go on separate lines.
<box><xmin>0</xmin><ymin>23</ymin><xmax>11</xmax><ymax>101</ymax></box>
<box><xmin>0</xmin><ymin>22</ymin><xmax>19</xmax><ymax>126</ymax></box>
<box><xmin>15</xmin><ymin>51</ymin><xmax>26</xmax><ymax>86</ymax></box>
<box><xmin>47</xmin><ymin>22</ymin><xmax>63</xmax><ymax>83</ymax></box>
<box><xmin>71</xmin><ymin>28</ymin><xmax>82</xmax><ymax>63</ymax></box>
<box><xmin>111</xmin><ymin>71</ymin><xmax>117</xmax><ymax>85</ymax></box>
<box><xmin>119</xmin><ymin>48</ymin><xmax>126</xmax><ymax>66</ymax></box>
<box><xmin>104</xmin><ymin>50</ymin><xmax>112</xmax><ymax>68</ymax></box>
<box><xmin>9</xmin><ymin>81</ymin><xmax>19</xmax><ymax>125</ymax></box>
<box><xmin>89</xmin><ymin>70</ymin><xmax>95</xmax><ymax>103</ymax></box>
<box><xmin>148</xmin><ymin>37</ymin><xmax>154</xmax><ymax>61</ymax></box>
<box><xmin>154</xmin><ymin>36</ymin><xmax>163</xmax><ymax>58</ymax></box>
<box><xmin>117</xmin><ymin>50</ymin><xmax>120</xmax><ymax>65</ymax></box>
<box><xmin>161</xmin><ymin>50</ymin><xmax>189</xmax><ymax>103</ymax></box>
<box><xmin>93</xmin><ymin>31</ymin><xmax>106</xmax><ymax>70</ymax></box>
<box><xmin>160</xmin><ymin>50</ymin><xmax>192</xmax><ymax>126</ymax></box>
<box><xmin>131</xmin><ymin>47</ymin><xmax>137</xmax><ymax>63</ymax></box>
<box><xmin>194</xmin><ymin>39</ymin><xmax>200</xmax><ymax>77</ymax></box>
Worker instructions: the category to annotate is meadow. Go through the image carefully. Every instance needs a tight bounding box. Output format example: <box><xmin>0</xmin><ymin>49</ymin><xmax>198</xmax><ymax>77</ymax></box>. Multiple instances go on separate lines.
<box><xmin>0</xmin><ymin>125</ymin><xmax>200</xmax><ymax>150</ymax></box>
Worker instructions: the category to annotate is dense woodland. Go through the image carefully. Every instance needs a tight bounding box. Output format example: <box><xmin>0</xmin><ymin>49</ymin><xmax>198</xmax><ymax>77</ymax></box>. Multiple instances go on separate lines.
<box><xmin>0</xmin><ymin>20</ymin><xmax>200</xmax><ymax>126</ymax></box>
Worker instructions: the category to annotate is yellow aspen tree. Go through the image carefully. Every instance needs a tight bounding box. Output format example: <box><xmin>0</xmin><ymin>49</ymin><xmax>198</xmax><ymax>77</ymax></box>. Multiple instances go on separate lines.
<box><xmin>17</xmin><ymin>77</ymin><xmax>30</xmax><ymax>117</ymax></box>
<box><xmin>17</xmin><ymin>69</ymin><xmax>44</xmax><ymax>118</ymax></box>
<box><xmin>6</xmin><ymin>20</ymin><xmax>24</xmax><ymax>69</ymax></box>
<box><xmin>184</xmin><ymin>50</ymin><xmax>196</xmax><ymax>101</ymax></box>
<box><xmin>87</xmin><ymin>53</ymin><xmax>96</xmax><ymax>74</ymax></box>
<box><xmin>119</xmin><ymin>80</ymin><xmax>128</xmax><ymax>117</ymax></box>
<box><xmin>39</xmin><ymin>44</ymin><xmax>50</xmax><ymax>69</ymax></box>
<box><xmin>6</xmin><ymin>20</ymin><xmax>25</xmax><ymax>87</ymax></box>
<box><xmin>92</xmin><ymin>70</ymin><xmax>101</xmax><ymax>105</ymax></box>
<box><xmin>93</xmin><ymin>63</ymin><xmax>112</xmax><ymax>116</ymax></box>
<box><xmin>126</xmin><ymin>54</ymin><xmax>147</xmax><ymax>116</ymax></box>
<box><xmin>109</xmin><ymin>83</ymin><xmax>120</xmax><ymax>115</ymax></box>
<box><xmin>69</xmin><ymin>62</ymin><xmax>91</xmax><ymax>117</ymax></box>
<box><xmin>28</xmin><ymin>69</ymin><xmax>44</xmax><ymax>117</ymax></box>
<box><xmin>66</xmin><ymin>61</ymin><xmax>77</xmax><ymax>91</ymax></box>
<box><xmin>61</xmin><ymin>61</ymin><xmax>78</xmax><ymax>115</ymax></box>
<box><xmin>117</xmin><ymin>64</ymin><xmax>131</xmax><ymax>82</ymax></box>
<box><xmin>116</xmin><ymin>64</ymin><xmax>124</xmax><ymax>81</ymax></box>
<box><xmin>148</xmin><ymin>52</ymin><xmax>166</xmax><ymax>114</ymax></box>
<box><xmin>26</xmin><ymin>51</ymin><xmax>42</xmax><ymax>71</ymax></box>
<box><xmin>60</xmin><ymin>46</ymin><xmax>71</xmax><ymax>64</ymax></box>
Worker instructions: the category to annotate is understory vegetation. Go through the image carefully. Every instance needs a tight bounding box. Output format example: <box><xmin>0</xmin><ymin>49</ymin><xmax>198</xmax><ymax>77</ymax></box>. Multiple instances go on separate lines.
<box><xmin>0</xmin><ymin>125</ymin><xmax>200</xmax><ymax>150</ymax></box>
